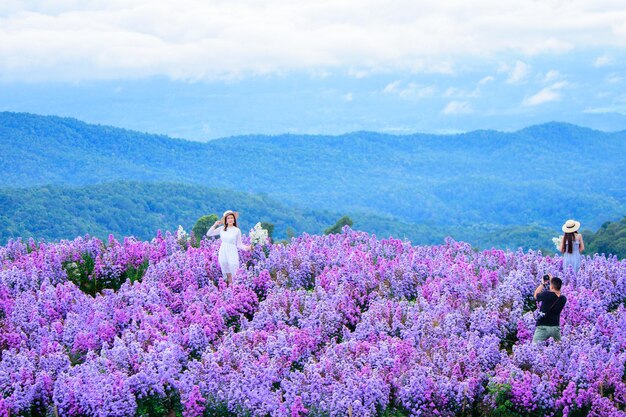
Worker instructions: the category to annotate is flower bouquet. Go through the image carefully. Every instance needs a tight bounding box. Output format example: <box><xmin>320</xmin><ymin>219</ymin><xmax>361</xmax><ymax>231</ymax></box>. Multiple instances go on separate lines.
<box><xmin>249</xmin><ymin>222</ymin><xmax>269</xmax><ymax>246</ymax></box>
<box><xmin>551</xmin><ymin>236</ymin><xmax>562</xmax><ymax>251</ymax></box>
<box><xmin>176</xmin><ymin>225</ymin><xmax>190</xmax><ymax>246</ymax></box>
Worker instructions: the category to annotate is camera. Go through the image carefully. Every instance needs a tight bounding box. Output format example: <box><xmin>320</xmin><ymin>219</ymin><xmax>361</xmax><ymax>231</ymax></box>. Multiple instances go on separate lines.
<box><xmin>542</xmin><ymin>274</ymin><xmax>551</xmax><ymax>291</ymax></box>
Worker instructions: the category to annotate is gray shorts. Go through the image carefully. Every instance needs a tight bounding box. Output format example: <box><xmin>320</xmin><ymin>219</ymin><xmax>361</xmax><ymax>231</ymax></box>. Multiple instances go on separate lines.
<box><xmin>532</xmin><ymin>325</ymin><xmax>561</xmax><ymax>343</ymax></box>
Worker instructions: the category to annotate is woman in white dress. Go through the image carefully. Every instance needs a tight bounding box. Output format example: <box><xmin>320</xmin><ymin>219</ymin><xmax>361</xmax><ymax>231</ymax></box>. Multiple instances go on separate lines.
<box><xmin>206</xmin><ymin>210</ymin><xmax>251</xmax><ymax>284</ymax></box>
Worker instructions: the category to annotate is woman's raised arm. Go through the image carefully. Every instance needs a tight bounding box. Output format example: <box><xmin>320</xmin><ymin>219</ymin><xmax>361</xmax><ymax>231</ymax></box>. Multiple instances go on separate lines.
<box><xmin>206</xmin><ymin>221</ymin><xmax>223</xmax><ymax>237</ymax></box>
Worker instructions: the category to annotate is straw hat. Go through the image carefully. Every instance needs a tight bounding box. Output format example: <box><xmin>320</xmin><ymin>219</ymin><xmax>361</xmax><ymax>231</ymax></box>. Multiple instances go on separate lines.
<box><xmin>222</xmin><ymin>210</ymin><xmax>239</xmax><ymax>223</ymax></box>
<box><xmin>562</xmin><ymin>219</ymin><xmax>580</xmax><ymax>233</ymax></box>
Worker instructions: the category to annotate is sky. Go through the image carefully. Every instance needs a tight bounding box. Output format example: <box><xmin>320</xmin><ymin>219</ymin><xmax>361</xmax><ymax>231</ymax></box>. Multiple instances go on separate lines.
<box><xmin>1</xmin><ymin>0</ymin><xmax>626</xmax><ymax>140</ymax></box>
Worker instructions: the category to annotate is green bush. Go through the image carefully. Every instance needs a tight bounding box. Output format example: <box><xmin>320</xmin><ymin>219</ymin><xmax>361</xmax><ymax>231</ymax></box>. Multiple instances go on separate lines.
<box><xmin>324</xmin><ymin>216</ymin><xmax>354</xmax><ymax>235</ymax></box>
<box><xmin>63</xmin><ymin>253</ymin><xmax>149</xmax><ymax>297</ymax></box>
<box><xmin>192</xmin><ymin>214</ymin><xmax>219</xmax><ymax>242</ymax></box>
<box><xmin>136</xmin><ymin>391</ymin><xmax>182</xmax><ymax>417</ymax></box>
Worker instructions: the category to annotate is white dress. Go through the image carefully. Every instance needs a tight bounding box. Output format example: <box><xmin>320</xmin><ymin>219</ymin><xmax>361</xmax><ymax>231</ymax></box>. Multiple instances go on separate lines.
<box><xmin>206</xmin><ymin>225</ymin><xmax>247</xmax><ymax>276</ymax></box>
<box><xmin>563</xmin><ymin>238</ymin><xmax>582</xmax><ymax>273</ymax></box>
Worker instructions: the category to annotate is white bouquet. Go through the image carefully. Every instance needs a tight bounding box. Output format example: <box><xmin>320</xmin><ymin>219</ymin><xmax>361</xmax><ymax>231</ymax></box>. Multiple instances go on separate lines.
<box><xmin>249</xmin><ymin>222</ymin><xmax>269</xmax><ymax>246</ymax></box>
<box><xmin>176</xmin><ymin>225</ymin><xmax>189</xmax><ymax>243</ymax></box>
<box><xmin>551</xmin><ymin>236</ymin><xmax>562</xmax><ymax>251</ymax></box>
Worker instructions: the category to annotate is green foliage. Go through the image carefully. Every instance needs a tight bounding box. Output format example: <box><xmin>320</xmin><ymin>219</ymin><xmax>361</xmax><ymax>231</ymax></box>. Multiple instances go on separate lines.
<box><xmin>63</xmin><ymin>253</ymin><xmax>97</xmax><ymax>296</ymax></box>
<box><xmin>486</xmin><ymin>383</ymin><xmax>551</xmax><ymax>417</ymax></box>
<box><xmin>66</xmin><ymin>345</ymin><xmax>87</xmax><ymax>366</ymax></box>
<box><xmin>567</xmin><ymin>406</ymin><xmax>593</xmax><ymax>417</ymax></box>
<box><xmin>27</xmin><ymin>403</ymin><xmax>48</xmax><ymax>417</ymax></box>
<box><xmin>583</xmin><ymin>215</ymin><xmax>626</xmax><ymax>259</ymax></box>
<box><xmin>204</xmin><ymin>404</ymin><xmax>248</xmax><ymax>417</ymax></box>
<box><xmin>193</xmin><ymin>214</ymin><xmax>219</xmax><ymax>241</ymax></box>
<box><xmin>201</xmin><ymin>396</ymin><xmax>250</xmax><ymax>417</ymax></box>
<box><xmin>305</xmin><ymin>406</ymin><xmax>331</xmax><ymax>417</ymax></box>
<box><xmin>487</xmin><ymin>383</ymin><xmax>524</xmax><ymax>417</ymax></box>
<box><xmin>136</xmin><ymin>391</ymin><xmax>182</xmax><ymax>417</ymax></box>
<box><xmin>324</xmin><ymin>216</ymin><xmax>354</xmax><ymax>235</ymax></box>
<box><xmin>63</xmin><ymin>251</ymin><xmax>149</xmax><ymax>297</ymax></box>
<box><xmin>121</xmin><ymin>259</ymin><xmax>150</xmax><ymax>285</ymax></box>
<box><xmin>379</xmin><ymin>407</ymin><xmax>410</xmax><ymax>417</ymax></box>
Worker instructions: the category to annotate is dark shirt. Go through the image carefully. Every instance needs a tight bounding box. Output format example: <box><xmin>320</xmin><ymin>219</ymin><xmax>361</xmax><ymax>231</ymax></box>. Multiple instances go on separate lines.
<box><xmin>536</xmin><ymin>291</ymin><xmax>567</xmax><ymax>327</ymax></box>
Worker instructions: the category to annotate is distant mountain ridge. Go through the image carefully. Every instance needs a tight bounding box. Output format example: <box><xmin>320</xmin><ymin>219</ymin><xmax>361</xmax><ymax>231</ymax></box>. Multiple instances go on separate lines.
<box><xmin>2</xmin><ymin>111</ymin><xmax>625</xmax><ymax>236</ymax></box>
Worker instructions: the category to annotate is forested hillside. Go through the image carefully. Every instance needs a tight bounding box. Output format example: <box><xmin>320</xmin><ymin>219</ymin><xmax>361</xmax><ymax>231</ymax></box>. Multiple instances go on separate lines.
<box><xmin>0</xmin><ymin>182</ymin><xmax>335</xmax><ymax>242</ymax></box>
<box><xmin>584</xmin><ymin>215</ymin><xmax>626</xmax><ymax>259</ymax></box>
<box><xmin>1</xmin><ymin>112</ymin><xmax>624</xmax><ymax>230</ymax></box>
<box><xmin>0</xmin><ymin>181</ymin><xmax>563</xmax><ymax>250</ymax></box>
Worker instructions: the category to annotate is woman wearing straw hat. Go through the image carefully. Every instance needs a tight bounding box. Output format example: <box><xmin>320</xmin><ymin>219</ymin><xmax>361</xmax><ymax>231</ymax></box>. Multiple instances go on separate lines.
<box><xmin>560</xmin><ymin>219</ymin><xmax>584</xmax><ymax>274</ymax></box>
<box><xmin>206</xmin><ymin>210</ymin><xmax>251</xmax><ymax>284</ymax></box>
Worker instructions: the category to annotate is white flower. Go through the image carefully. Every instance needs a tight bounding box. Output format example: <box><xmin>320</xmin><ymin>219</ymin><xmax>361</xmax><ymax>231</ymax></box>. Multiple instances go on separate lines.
<box><xmin>177</xmin><ymin>225</ymin><xmax>189</xmax><ymax>242</ymax></box>
<box><xmin>249</xmin><ymin>222</ymin><xmax>269</xmax><ymax>246</ymax></box>
<box><xmin>551</xmin><ymin>236</ymin><xmax>562</xmax><ymax>251</ymax></box>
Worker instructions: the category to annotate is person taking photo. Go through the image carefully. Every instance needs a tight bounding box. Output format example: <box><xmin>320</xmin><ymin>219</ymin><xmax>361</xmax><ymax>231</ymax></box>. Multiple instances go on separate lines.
<box><xmin>532</xmin><ymin>273</ymin><xmax>567</xmax><ymax>343</ymax></box>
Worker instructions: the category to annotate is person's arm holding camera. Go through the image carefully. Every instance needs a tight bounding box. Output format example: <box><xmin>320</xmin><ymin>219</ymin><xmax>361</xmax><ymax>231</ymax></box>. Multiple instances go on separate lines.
<box><xmin>534</xmin><ymin>274</ymin><xmax>552</xmax><ymax>300</ymax></box>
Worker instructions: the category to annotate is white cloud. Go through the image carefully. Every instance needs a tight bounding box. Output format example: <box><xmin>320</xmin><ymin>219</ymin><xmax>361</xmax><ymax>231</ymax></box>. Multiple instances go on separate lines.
<box><xmin>523</xmin><ymin>89</ymin><xmax>560</xmax><ymax>106</ymax></box>
<box><xmin>583</xmin><ymin>105</ymin><xmax>626</xmax><ymax>114</ymax></box>
<box><xmin>542</xmin><ymin>70</ymin><xmax>561</xmax><ymax>83</ymax></box>
<box><xmin>478</xmin><ymin>76</ymin><xmax>495</xmax><ymax>85</ymax></box>
<box><xmin>442</xmin><ymin>101</ymin><xmax>472</xmax><ymax>115</ymax></box>
<box><xmin>383</xmin><ymin>81</ymin><xmax>435</xmax><ymax>99</ymax></box>
<box><xmin>380</xmin><ymin>126</ymin><xmax>414</xmax><ymax>134</ymax></box>
<box><xmin>443</xmin><ymin>87</ymin><xmax>458</xmax><ymax>98</ymax></box>
<box><xmin>383</xmin><ymin>81</ymin><xmax>402</xmax><ymax>94</ymax></box>
<box><xmin>522</xmin><ymin>81</ymin><xmax>569</xmax><ymax>106</ymax></box>
<box><xmin>442</xmin><ymin>86</ymin><xmax>481</xmax><ymax>99</ymax></box>
<box><xmin>614</xmin><ymin>19</ymin><xmax>626</xmax><ymax>38</ymax></box>
<box><xmin>606</xmin><ymin>73</ymin><xmax>622</xmax><ymax>84</ymax></box>
<box><xmin>348</xmin><ymin>69</ymin><xmax>369</xmax><ymax>79</ymax></box>
<box><xmin>1</xmin><ymin>1</ymin><xmax>626</xmax><ymax>81</ymax></box>
<box><xmin>505</xmin><ymin>61</ymin><xmax>531</xmax><ymax>84</ymax></box>
<box><xmin>310</xmin><ymin>70</ymin><xmax>331</xmax><ymax>79</ymax></box>
<box><xmin>593</xmin><ymin>54</ymin><xmax>613</xmax><ymax>67</ymax></box>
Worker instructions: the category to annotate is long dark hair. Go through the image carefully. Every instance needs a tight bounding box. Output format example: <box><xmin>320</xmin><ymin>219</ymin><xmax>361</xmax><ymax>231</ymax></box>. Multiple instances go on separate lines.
<box><xmin>223</xmin><ymin>214</ymin><xmax>237</xmax><ymax>231</ymax></box>
<box><xmin>561</xmin><ymin>232</ymin><xmax>577</xmax><ymax>254</ymax></box>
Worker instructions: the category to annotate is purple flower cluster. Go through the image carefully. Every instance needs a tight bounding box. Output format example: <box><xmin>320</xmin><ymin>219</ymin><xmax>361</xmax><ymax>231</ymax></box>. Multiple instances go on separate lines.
<box><xmin>1</xmin><ymin>228</ymin><xmax>625</xmax><ymax>416</ymax></box>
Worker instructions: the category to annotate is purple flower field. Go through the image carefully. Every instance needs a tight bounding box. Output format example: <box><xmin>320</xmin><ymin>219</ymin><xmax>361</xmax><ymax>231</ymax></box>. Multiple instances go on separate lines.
<box><xmin>1</xmin><ymin>228</ymin><xmax>625</xmax><ymax>417</ymax></box>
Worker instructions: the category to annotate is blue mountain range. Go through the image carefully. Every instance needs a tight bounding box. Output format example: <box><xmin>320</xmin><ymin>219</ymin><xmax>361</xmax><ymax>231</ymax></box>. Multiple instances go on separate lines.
<box><xmin>1</xmin><ymin>112</ymin><xmax>624</xmax><ymax>249</ymax></box>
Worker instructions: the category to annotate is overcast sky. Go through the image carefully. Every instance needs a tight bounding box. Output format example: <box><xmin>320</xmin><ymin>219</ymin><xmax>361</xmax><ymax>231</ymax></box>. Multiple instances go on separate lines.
<box><xmin>1</xmin><ymin>0</ymin><xmax>625</xmax><ymax>138</ymax></box>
